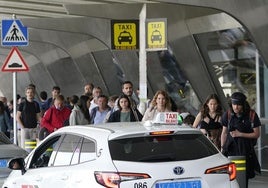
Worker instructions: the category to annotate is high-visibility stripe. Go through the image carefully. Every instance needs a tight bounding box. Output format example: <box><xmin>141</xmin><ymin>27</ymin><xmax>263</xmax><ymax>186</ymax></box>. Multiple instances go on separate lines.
<box><xmin>232</xmin><ymin>160</ymin><xmax>246</xmax><ymax>164</ymax></box>
<box><xmin>25</xmin><ymin>141</ymin><xmax>36</xmax><ymax>144</ymax></box>
<box><xmin>46</xmin><ymin>148</ymin><xmax>53</xmax><ymax>152</ymax></box>
<box><xmin>231</xmin><ymin>159</ymin><xmax>246</xmax><ymax>171</ymax></box>
<box><xmin>236</xmin><ymin>167</ymin><xmax>246</xmax><ymax>171</ymax></box>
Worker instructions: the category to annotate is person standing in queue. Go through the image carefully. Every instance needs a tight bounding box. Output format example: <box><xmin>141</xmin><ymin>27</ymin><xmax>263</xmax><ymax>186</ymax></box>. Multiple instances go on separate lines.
<box><xmin>108</xmin><ymin>94</ymin><xmax>143</xmax><ymax>122</ymax></box>
<box><xmin>114</xmin><ymin>81</ymin><xmax>141</xmax><ymax>121</ymax></box>
<box><xmin>39</xmin><ymin>95</ymin><xmax>71</xmax><ymax>140</ymax></box>
<box><xmin>121</xmin><ymin>81</ymin><xmax>139</xmax><ymax>109</ymax></box>
<box><xmin>16</xmin><ymin>86</ymin><xmax>41</xmax><ymax>149</ymax></box>
<box><xmin>43</xmin><ymin>86</ymin><xmax>61</xmax><ymax>111</ymax></box>
<box><xmin>221</xmin><ymin>92</ymin><xmax>261</xmax><ymax>188</ymax></box>
<box><xmin>193</xmin><ymin>94</ymin><xmax>223</xmax><ymax>150</ymax></box>
<box><xmin>90</xmin><ymin>95</ymin><xmax>111</xmax><ymax>125</ymax></box>
<box><xmin>69</xmin><ymin>95</ymin><xmax>90</xmax><ymax>125</ymax></box>
<box><xmin>142</xmin><ymin>90</ymin><xmax>172</xmax><ymax>121</ymax></box>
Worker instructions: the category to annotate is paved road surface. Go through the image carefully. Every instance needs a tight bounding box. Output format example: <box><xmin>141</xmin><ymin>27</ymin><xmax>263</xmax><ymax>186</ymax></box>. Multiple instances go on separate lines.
<box><xmin>1</xmin><ymin>172</ymin><xmax>267</xmax><ymax>187</ymax></box>
<box><xmin>249</xmin><ymin>172</ymin><xmax>268</xmax><ymax>188</ymax></box>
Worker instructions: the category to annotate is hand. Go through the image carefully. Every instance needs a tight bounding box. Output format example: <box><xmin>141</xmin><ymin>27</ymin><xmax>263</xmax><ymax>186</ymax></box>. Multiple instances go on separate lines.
<box><xmin>230</xmin><ymin>130</ymin><xmax>242</xmax><ymax>138</ymax></box>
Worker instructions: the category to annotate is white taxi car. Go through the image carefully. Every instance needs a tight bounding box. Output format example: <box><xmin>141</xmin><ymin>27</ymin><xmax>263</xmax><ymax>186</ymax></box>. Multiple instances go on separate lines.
<box><xmin>3</xmin><ymin>113</ymin><xmax>239</xmax><ymax>188</ymax></box>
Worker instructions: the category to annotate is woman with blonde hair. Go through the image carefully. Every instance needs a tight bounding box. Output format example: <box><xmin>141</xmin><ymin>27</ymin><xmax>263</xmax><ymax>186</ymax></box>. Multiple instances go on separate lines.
<box><xmin>142</xmin><ymin>90</ymin><xmax>172</xmax><ymax>121</ymax></box>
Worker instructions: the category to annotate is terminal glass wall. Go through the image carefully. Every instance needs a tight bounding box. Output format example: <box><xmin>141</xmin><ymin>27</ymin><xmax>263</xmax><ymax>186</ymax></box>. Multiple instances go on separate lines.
<box><xmin>194</xmin><ymin>27</ymin><xmax>268</xmax><ymax>171</ymax></box>
<box><xmin>148</xmin><ymin>47</ymin><xmax>200</xmax><ymax>115</ymax></box>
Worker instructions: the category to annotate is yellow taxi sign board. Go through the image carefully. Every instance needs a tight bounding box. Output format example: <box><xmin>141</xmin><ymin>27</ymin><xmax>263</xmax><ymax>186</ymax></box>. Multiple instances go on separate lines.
<box><xmin>111</xmin><ymin>20</ymin><xmax>139</xmax><ymax>50</ymax></box>
<box><xmin>146</xmin><ymin>18</ymin><xmax>167</xmax><ymax>51</ymax></box>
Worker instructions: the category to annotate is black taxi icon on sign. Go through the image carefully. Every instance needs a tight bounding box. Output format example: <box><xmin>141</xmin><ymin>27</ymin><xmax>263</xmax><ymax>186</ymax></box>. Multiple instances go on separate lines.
<box><xmin>118</xmin><ymin>31</ymin><xmax>132</xmax><ymax>44</ymax></box>
<box><xmin>151</xmin><ymin>30</ymin><xmax>162</xmax><ymax>43</ymax></box>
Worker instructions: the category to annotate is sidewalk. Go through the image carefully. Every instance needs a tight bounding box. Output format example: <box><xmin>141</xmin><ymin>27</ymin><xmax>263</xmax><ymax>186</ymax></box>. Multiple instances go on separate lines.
<box><xmin>249</xmin><ymin>171</ymin><xmax>268</xmax><ymax>188</ymax></box>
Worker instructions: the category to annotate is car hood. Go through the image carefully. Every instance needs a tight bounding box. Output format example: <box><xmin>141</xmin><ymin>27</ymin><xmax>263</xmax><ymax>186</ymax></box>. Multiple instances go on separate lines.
<box><xmin>0</xmin><ymin>144</ymin><xmax>28</xmax><ymax>158</ymax></box>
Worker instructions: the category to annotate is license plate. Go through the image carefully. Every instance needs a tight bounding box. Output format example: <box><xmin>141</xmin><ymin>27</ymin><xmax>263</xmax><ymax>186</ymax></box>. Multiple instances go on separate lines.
<box><xmin>0</xmin><ymin>159</ymin><xmax>7</xmax><ymax>168</ymax></box>
<box><xmin>155</xmin><ymin>180</ymin><xmax>201</xmax><ymax>188</ymax></box>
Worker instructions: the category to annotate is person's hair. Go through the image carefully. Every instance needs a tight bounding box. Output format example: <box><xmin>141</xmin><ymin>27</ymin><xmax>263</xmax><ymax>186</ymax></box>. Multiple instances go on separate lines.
<box><xmin>122</xmin><ymin>81</ymin><xmax>133</xmax><ymax>89</ymax></box>
<box><xmin>55</xmin><ymin>94</ymin><xmax>65</xmax><ymax>102</ymax></box>
<box><xmin>70</xmin><ymin>95</ymin><xmax>79</xmax><ymax>105</ymax></box>
<box><xmin>183</xmin><ymin>114</ymin><xmax>195</xmax><ymax>126</ymax></box>
<box><xmin>117</xmin><ymin>94</ymin><xmax>131</xmax><ymax>111</ymax></box>
<box><xmin>40</xmin><ymin>91</ymin><xmax>48</xmax><ymax>100</ymax></box>
<box><xmin>109</xmin><ymin>95</ymin><xmax>119</xmax><ymax>102</ymax></box>
<box><xmin>28</xmin><ymin>83</ymin><xmax>36</xmax><ymax>90</ymax></box>
<box><xmin>25</xmin><ymin>86</ymin><xmax>35</xmax><ymax>93</ymax></box>
<box><xmin>200</xmin><ymin>93</ymin><xmax>222</xmax><ymax>118</ymax></box>
<box><xmin>79</xmin><ymin>95</ymin><xmax>91</xmax><ymax>122</ymax></box>
<box><xmin>16</xmin><ymin>94</ymin><xmax>21</xmax><ymax>100</ymax></box>
<box><xmin>52</xmin><ymin>86</ymin><xmax>60</xmax><ymax>91</ymax></box>
<box><xmin>85</xmin><ymin>82</ymin><xmax>94</xmax><ymax>88</ymax></box>
<box><xmin>93</xmin><ymin>86</ymin><xmax>102</xmax><ymax>91</ymax></box>
<box><xmin>150</xmin><ymin>90</ymin><xmax>171</xmax><ymax>110</ymax></box>
<box><xmin>97</xmin><ymin>94</ymin><xmax>108</xmax><ymax>101</ymax></box>
<box><xmin>92</xmin><ymin>87</ymin><xmax>102</xmax><ymax>96</ymax></box>
<box><xmin>0</xmin><ymin>101</ymin><xmax>4</xmax><ymax>114</ymax></box>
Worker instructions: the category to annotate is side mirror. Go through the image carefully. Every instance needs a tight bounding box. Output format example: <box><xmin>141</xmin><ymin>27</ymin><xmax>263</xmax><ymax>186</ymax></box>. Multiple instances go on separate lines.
<box><xmin>8</xmin><ymin>158</ymin><xmax>26</xmax><ymax>175</ymax></box>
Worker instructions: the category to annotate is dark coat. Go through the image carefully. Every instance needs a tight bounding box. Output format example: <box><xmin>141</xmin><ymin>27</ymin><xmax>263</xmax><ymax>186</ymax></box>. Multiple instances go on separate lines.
<box><xmin>108</xmin><ymin>109</ymin><xmax>143</xmax><ymax>122</ymax></box>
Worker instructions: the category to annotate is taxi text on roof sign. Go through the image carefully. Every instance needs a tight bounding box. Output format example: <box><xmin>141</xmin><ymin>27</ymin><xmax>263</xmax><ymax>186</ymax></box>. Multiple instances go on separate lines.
<box><xmin>153</xmin><ymin>112</ymin><xmax>181</xmax><ymax>124</ymax></box>
<box><xmin>111</xmin><ymin>20</ymin><xmax>139</xmax><ymax>50</ymax></box>
<box><xmin>146</xmin><ymin>18</ymin><xmax>167</xmax><ymax>51</ymax></box>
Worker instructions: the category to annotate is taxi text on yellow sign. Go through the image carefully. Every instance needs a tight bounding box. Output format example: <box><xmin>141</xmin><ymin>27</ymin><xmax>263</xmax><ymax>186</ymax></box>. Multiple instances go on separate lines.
<box><xmin>111</xmin><ymin>20</ymin><xmax>139</xmax><ymax>50</ymax></box>
<box><xmin>146</xmin><ymin>18</ymin><xmax>167</xmax><ymax>50</ymax></box>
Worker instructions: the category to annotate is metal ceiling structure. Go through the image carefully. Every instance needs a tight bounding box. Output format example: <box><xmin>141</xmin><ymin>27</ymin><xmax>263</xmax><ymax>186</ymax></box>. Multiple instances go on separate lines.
<box><xmin>0</xmin><ymin>0</ymin><xmax>268</xmax><ymax>111</ymax></box>
<box><xmin>0</xmin><ymin>0</ymin><xmax>157</xmax><ymax>19</ymax></box>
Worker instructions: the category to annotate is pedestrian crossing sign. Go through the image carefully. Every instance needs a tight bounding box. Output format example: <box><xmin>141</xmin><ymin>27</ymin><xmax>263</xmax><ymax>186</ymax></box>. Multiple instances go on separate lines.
<box><xmin>1</xmin><ymin>19</ymin><xmax>28</xmax><ymax>46</ymax></box>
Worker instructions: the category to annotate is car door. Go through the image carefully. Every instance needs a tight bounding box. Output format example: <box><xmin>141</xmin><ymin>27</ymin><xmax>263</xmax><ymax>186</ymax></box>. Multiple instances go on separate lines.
<box><xmin>17</xmin><ymin>134</ymin><xmax>85</xmax><ymax>188</ymax></box>
<box><xmin>8</xmin><ymin>135</ymin><xmax>63</xmax><ymax>188</ymax></box>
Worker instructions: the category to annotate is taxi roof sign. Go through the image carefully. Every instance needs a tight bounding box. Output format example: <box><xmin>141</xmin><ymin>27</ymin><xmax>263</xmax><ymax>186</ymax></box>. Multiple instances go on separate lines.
<box><xmin>151</xmin><ymin>112</ymin><xmax>182</xmax><ymax>125</ymax></box>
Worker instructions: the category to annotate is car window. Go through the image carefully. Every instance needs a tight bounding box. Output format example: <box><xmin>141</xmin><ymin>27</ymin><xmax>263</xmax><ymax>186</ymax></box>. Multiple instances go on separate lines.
<box><xmin>71</xmin><ymin>137</ymin><xmax>83</xmax><ymax>165</ymax></box>
<box><xmin>80</xmin><ymin>138</ymin><xmax>96</xmax><ymax>163</ymax></box>
<box><xmin>109</xmin><ymin>133</ymin><xmax>218</xmax><ymax>162</ymax></box>
<box><xmin>29</xmin><ymin>136</ymin><xmax>61</xmax><ymax>169</ymax></box>
<box><xmin>50</xmin><ymin>134</ymin><xmax>96</xmax><ymax>166</ymax></box>
<box><xmin>53</xmin><ymin>134</ymin><xmax>82</xmax><ymax>166</ymax></box>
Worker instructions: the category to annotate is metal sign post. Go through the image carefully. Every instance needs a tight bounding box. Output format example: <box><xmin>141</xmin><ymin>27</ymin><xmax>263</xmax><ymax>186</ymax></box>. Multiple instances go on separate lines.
<box><xmin>139</xmin><ymin>4</ymin><xmax>147</xmax><ymax>103</ymax></box>
<box><xmin>1</xmin><ymin>14</ymin><xmax>29</xmax><ymax>145</ymax></box>
<box><xmin>255</xmin><ymin>50</ymin><xmax>261</xmax><ymax>166</ymax></box>
<box><xmin>13</xmin><ymin>72</ymin><xmax>17</xmax><ymax>144</ymax></box>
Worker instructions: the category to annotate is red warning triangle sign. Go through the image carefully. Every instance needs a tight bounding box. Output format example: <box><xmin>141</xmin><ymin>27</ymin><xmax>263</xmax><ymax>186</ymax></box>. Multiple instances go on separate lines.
<box><xmin>1</xmin><ymin>47</ymin><xmax>29</xmax><ymax>72</ymax></box>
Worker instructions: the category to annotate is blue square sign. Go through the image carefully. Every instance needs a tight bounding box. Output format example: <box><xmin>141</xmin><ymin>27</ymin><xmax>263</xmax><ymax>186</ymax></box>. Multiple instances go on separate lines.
<box><xmin>1</xmin><ymin>19</ymin><xmax>28</xmax><ymax>46</ymax></box>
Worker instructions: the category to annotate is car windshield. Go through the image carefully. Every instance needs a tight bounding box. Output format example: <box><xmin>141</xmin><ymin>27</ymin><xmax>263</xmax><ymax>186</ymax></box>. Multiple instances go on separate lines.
<box><xmin>109</xmin><ymin>133</ymin><xmax>218</xmax><ymax>162</ymax></box>
<box><xmin>0</xmin><ymin>132</ymin><xmax>12</xmax><ymax>145</ymax></box>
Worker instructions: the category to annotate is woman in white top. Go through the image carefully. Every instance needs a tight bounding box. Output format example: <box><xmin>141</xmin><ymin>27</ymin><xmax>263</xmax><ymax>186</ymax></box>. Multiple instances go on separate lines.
<box><xmin>69</xmin><ymin>95</ymin><xmax>90</xmax><ymax>125</ymax></box>
<box><xmin>142</xmin><ymin>90</ymin><xmax>172</xmax><ymax>121</ymax></box>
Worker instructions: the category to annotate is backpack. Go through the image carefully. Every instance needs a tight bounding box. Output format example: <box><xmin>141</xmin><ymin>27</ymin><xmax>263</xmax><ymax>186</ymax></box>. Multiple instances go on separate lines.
<box><xmin>227</xmin><ymin>109</ymin><xmax>257</xmax><ymax>146</ymax></box>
